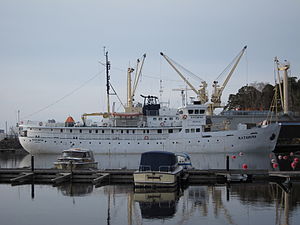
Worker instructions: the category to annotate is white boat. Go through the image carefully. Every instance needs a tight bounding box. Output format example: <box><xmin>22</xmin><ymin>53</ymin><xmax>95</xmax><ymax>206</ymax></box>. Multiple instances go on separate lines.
<box><xmin>133</xmin><ymin>151</ymin><xmax>184</xmax><ymax>188</ymax></box>
<box><xmin>176</xmin><ymin>153</ymin><xmax>193</xmax><ymax>169</ymax></box>
<box><xmin>18</xmin><ymin>51</ymin><xmax>281</xmax><ymax>155</ymax></box>
<box><xmin>53</xmin><ymin>148</ymin><xmax>98</xmax><ymax>170</ymax></box>
<box><xmin>18</xmin><ymin>99</ymin><xmax>281</xmax><ymax>154</ymax></box>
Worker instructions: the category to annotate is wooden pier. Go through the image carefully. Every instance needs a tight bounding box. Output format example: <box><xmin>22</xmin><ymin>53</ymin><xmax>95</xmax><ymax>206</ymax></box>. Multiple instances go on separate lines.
<box><xmin>1</xmin><ymin>168</ymin><xmax>300</xmax><ymax>187</ymax></box>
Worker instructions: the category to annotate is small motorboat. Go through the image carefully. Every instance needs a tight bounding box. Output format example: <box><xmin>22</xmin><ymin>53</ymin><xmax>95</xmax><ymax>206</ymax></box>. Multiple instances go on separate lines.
<box><xmin>176</xmin><ymin>153</ymin><xmax>193</xmax><ymax>169</ymax></box>
<box><xmin>54</xmin><ymin>148</ymin><xmax>98</xmax><ymax>170</ymax></box>
<box><xmin>134</xmin><ymin>151</ymin><xmax>184</xmax><ymax>188</ymax></box>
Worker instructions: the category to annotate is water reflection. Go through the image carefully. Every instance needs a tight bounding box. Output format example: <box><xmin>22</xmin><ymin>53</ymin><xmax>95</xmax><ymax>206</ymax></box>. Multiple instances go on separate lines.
<box><xmin>1</xmin><ymin>151</ymin><xmax>278</xmax><ymax>170</ymax></box>
<box><xmin>1</xmin><ymin>182</ymin><xmax>300</xmax><ymax>225</ymax></box>
<box><xmin>58</xmin><ymin>183</ymin><xmax>94</xmax><ymax>197</ymax></box>
<box><xmin>134</xmin><ymin>188</ymin><xmax>182</xmax><ymax>219</ymax></box>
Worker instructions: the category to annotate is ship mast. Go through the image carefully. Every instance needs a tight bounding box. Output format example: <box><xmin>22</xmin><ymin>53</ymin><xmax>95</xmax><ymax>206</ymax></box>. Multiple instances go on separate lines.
<box><xmin>105</xmin><ymin>49</ymin><xmax>111</xmax><ymax>114</ymax></box>
<box><xmin>275</xmin><ymin>57</ymin><xmax>290</xmax><ymax>115</ymax></box>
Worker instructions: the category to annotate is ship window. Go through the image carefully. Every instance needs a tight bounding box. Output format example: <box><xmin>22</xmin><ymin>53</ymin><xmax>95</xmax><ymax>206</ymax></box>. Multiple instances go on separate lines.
<box><xmin>51</xmin><ymin>129</ymin><xmax>53</xmax><ymax>131</ymax></box>
<box><xmin>127</xmin><ymin>130</ymin><xmax>129</xmax><ymax>134</ymax></box>
<box><xmin>158</xmin><ymin>118</ymin><xmax>162</xmax><ymax>121</ymax></box>
<box><xmin>95</xmin><ymin>130</ymin><xmax>98</xmax><ymax>133</ymax></box>
<box><xmin>200</xmin><ymin>110</ymin><xmax>205</xmax><ymax>114</ymax></box>
<box><xmin>70</xmin><ymin>129</ymin><xmax>72</xmax><ymax>133</ymax></box>
<box><xmin>89</xmin><ymin>142</ymin><xmax>91</xmax><ymax>144</ymax></box>
<box><xmin>89</xmin><ymin>130</ymin><xmax>92</xmax><ymax>133</ymax></box>
<box><xmin>112</xmin><ymin>130</ymin><xmax>114</xmax><ymax>134</ymax></box>
<box><xmin>147</xmin><ymin>130</ymin><xmax>149</xmax><ymax>133</ymax></box>
<box><xmin>185</xmin><ymin>129</ymin><xmax>189</xmax><ymax>133</ymax></box>
<box><xmin>178</xmin><ymin>110</ymin><xmax>183</xmax><ymax>114</ymax></box>
<box><xmin>133</xmin><ymin>130</ymin><xmax>135</xmax><ymax>134</ymax></box>
<box><xmin>157</xmin><ymin>129</ymin><xmax>162</xmax><ymax>134</ymax></box>
<box><xmin>143</xmin><ymin>130</ymin><xmax>145</xmax><ymax>133</ymax></box>
<box><xmin>121</xmin><ymin>130</ymin><xmax>123</xmax><ymax>134</ymax></box>
<box><xmin>191</xmin><ymin>129</ymin><xmax>195</xmax><ymax>133</ymax></box>
<box><xmin>153</xmin><ymin>118</ymin><xmax>157</xmax><ymax>121</ymax></box>
<box><xmin>80</xmin><ymin>129</ymin><xmax>82</xmax><ymax>133</ymax></box>
<box><xmin>164</xmin><ymin>118</ymin><xmax>167</xmax><ymax>120</ymax></box>
<box><xmin>169</xmin><ymin>117</ymin><xmax>173</xmax><ymax>120</ymax></box>
<box><xmin>195</xmin><ymin>109</ymin><xmax>199</xmax><ymax>114</ymax></box>
<box><xmin>102</xmin><ymin>130</ymin><xmax>104</xmax><ymax>133</ymax></box>
<box><xmin>188</xmin><ymin>110</ymin><xmax>193</xmax><ymax>114</ymax></box>
<box><xmin>179</xmin><ymin>129</ymin><xmax>182</xmax><ymax>132</ymax></box>
<box><xmin>168</xmin><ymin>129</ymin><xmax>173</xmax><ymax>133</ymax></box>
<box><xmin>60</xmin><ymin>129</ymin><xmax>63</xmax><ymax>133</ymax></box>
<box><xmin>196</xmin><ymin>128</ymin><xmax>200</xmax><ymax>132</ymax></box>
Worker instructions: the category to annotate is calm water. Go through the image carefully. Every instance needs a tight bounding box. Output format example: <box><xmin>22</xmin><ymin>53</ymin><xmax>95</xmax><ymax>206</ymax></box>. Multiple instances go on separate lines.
<box><xmin>1</xmin><ymin>183</ymin><xmax>300</xmax><ymax>225</ymax></box>
<box><xmin>1</xmin><ymin>150</ymin><xmax>300</xmax><ymax>225</ymax></box>
<box><xmin>0</xmin><ymin>151</ymin><xmax>285</xmax><ymax>170</ymax></box>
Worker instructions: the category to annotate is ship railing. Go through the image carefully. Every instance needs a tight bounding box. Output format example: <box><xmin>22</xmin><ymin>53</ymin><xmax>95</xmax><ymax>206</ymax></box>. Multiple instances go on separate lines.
<box><xmin>159</xmin><ymin>165</ymin><xmax>175</xmax><ymax>172</ymax></box>
<box><xmin>138</xmin><ymin>165</ymin><xmax>175</xmax><ymax>172</ymax></box>
<box><xmin>139</xmin><ymin>165</ymin><xmax>151</xmax><ymax>171</ymax></box>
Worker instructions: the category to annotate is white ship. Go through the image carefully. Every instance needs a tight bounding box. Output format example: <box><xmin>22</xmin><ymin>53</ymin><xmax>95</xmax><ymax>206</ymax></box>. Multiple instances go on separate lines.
<box><xmin>18</xmin><ymin>98</ymin><xmax>280</xmax><ymax>154</ymax></box>
<box><xmin>18</xmin><ymin>51</ymin><xmax>281</xmax><ymax>154</ymax></box>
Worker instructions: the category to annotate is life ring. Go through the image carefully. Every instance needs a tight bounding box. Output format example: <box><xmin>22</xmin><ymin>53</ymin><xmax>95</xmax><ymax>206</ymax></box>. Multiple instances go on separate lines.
<box><xmin>144</xmin><ymin>136</ymin><xmax>149</xmax><ymax>140</ymax></box>
<box><xmin>182</xmin><ymin>115</ymin><xmax>187</xmax><ymax>120</ymax></box>
<box><xmin>160</xmin><ymin>122</ymin><xmax>165</xmax><ymax>127</ymax></box>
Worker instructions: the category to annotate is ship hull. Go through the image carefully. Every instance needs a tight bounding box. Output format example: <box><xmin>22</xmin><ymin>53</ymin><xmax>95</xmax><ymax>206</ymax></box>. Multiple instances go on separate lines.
<box><xmin>19</xmin><ymin>123</ymin><xmax>281</xmax><ymax>154</ymax></box>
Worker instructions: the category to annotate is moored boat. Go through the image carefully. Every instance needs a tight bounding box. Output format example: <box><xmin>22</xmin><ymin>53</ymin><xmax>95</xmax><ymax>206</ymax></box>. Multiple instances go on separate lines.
<box><xmin>133</xmin><ymin>151</ymin><xmax>184</xmax><ymax>188</ymax></box>
<box><xmin>54</xmin><ymin>148</ymin><xmax>98</xmax><ymax>170</ymax></box>
<box><xmin>176</xmin><ymin>153</ymin><xmax>193</xmax><ymax>169</ymax></box>
<box><xmin>18</xmin><ymin>51</ymin><xmax>281</xmax><ymax>154</ymax></box>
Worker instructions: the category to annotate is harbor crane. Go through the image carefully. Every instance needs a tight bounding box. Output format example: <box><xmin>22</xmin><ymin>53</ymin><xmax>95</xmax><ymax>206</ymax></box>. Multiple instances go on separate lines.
<box><xmin>161</xmin><ymin>46</ymin><xmax>247</xmax><ymax>114</ymax></box>
<box><xmin>160</xmin><ymin>52</ymin><xmax>208</xmax><ymax>104</ymax></box>
<box><xmin>125</xmin><ymin>53</ymin><xmax>146</xmax><ymax>113</ymax></box>
<box><xmin>210</xmin><ymin>45</ymin><xmax>247</xmax><ymax>109</ymax></box>
<box><xmin>274</xmin><ymin>57</ymin><xmax>290</xmax><ymax>114</ymax></box>
<box><xmin>81</xmin><ymin>53</ymin><xmax>146</xmax><ymax>125</ymax></box>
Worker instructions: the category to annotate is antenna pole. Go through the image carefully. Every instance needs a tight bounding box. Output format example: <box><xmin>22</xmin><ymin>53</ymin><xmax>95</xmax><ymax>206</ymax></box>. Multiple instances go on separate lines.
<box><xmin>104</xmin><ymin>48</ymin><xmax>111</xmax><ymax>113</ymax></box>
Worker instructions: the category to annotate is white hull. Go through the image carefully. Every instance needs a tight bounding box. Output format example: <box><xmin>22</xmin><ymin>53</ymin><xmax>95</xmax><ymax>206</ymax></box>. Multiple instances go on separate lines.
<box><xmin>19</xmin><ymin>123</ymin><xmax>280</xmax><ymax>154</ymax></box>
<box><xmin>134</xmin><ymin>170</ymin><xmax>182</xmax><ymax>187</ymax></box>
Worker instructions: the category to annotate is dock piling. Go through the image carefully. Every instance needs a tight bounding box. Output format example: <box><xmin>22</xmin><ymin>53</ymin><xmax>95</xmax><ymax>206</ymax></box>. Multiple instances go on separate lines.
<box><xmin>31</xmin><ymin>155</ymin><xmax>34</xmax><ymax>172</ymax></box>
<box><xmin>226</xmin><ymin>155</ymin><xmax>229</xmax><ymax>171</ymax></box>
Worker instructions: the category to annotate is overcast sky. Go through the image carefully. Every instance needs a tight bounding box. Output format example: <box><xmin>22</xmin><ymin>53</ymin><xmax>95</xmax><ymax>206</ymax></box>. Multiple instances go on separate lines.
<box><xmin>0</xmin><ymin>0</ymin><xmax>299</xmax><ymax>129</ymax></box>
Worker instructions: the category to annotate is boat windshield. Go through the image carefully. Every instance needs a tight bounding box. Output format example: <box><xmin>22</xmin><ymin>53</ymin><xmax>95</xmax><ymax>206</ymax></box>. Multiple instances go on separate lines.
<box><xmin>140</xmin><ymin>152</ymin><xmax>177</xmax><ymax>172</ymax></box>
<box><xmin>62</xmin><ymin>152</ymin><xmax>87</xmax><ymax>158</ymax></box>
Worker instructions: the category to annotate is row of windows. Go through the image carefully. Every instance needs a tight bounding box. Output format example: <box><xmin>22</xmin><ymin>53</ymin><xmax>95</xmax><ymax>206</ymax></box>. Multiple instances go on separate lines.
<box><xmin>25</xmin><ymin>139</ymin><xmax>216</xmax><ymax>144</ymax></box>
<box><xmin>185</xmin><ymin>128</ymin><xmax>201</xmax><ymax>133</ymax></box>
<box><xmin>152</xmin><ymin>117</ymin><xmax>179</xmax><ymax>121</ymax></box>
<box><xmin>188</xmin><ymin>109</ymin><xmax>205</xmax><ymax>115</ymax></box>
<box><xmin>51</xmin><ymin>129</ymin><xmax>182</xmax><ymax>134</ymax></box>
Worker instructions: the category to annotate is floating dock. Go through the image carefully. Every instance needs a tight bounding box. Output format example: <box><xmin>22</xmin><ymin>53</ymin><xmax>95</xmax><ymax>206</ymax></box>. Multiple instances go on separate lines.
<box><xmin>1</xmin><ymin>168</ymin><xmax>300</xmax><ymax>187</ymax></box>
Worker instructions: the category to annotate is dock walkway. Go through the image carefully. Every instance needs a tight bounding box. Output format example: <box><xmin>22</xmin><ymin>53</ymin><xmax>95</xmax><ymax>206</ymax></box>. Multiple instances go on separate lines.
<box><xmin>1</xmin><ymin>168</ymin><xmax>300</xmax><ymax>187</ymax></box>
